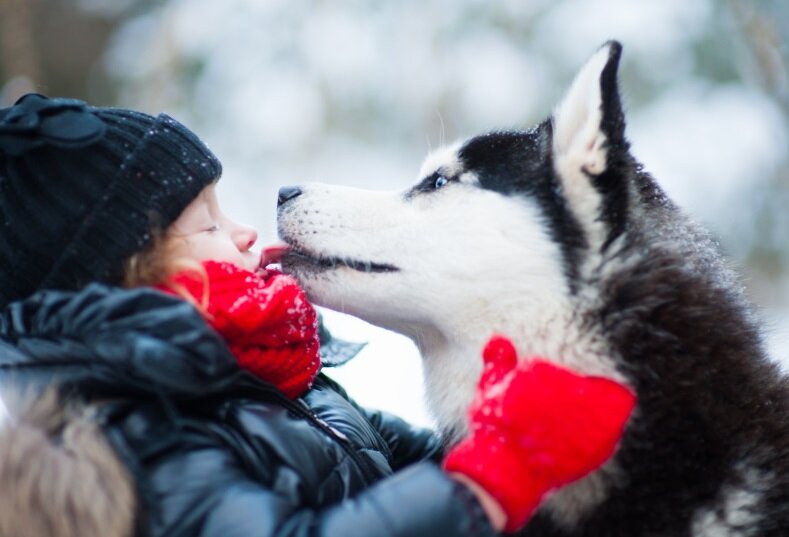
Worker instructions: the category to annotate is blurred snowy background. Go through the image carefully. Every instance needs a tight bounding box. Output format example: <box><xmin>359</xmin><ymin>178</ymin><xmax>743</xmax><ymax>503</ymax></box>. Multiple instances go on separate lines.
<box><xmin>0</xmin><ymin>0</ymin><xmax>787</xmax><ymax>427</ymax></box>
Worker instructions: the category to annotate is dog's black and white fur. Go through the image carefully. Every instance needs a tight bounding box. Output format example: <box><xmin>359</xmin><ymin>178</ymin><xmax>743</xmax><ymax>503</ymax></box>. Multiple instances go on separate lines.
<box><xmin>277</xmin><ymin>42</ymin><xmax>789</xmax><ymax>536</ymax></box>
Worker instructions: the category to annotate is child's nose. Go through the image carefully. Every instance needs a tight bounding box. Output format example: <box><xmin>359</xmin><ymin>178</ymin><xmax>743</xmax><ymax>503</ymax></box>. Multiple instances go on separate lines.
<box><xmin>234</xmin><ymin>225</ymin><xmax>258</xmax><ymax>251</ymax></box>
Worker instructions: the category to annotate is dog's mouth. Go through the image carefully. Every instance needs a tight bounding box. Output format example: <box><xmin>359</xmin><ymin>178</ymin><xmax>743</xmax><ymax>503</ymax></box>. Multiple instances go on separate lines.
<box><xmin>285</xmin><ymin>249</ymin><xmax>400</xmax><ymax>274</ymax></box>
<box><xmin>263</xmin><ymin>244</ymin><xmax>399</xmax><ymax>274</ymax></box>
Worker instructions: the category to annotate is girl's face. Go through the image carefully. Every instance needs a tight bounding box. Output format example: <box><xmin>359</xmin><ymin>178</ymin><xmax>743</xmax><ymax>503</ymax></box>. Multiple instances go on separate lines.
<box><xmin>166</xmin><ymin>183</ymin><xmax>260</xmax><ymax>272</ymax></box>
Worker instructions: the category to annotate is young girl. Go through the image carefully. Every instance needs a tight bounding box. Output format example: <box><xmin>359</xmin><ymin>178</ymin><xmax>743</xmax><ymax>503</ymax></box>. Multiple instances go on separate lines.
<box><xmin>0</xmin><ymin>94</ymin><xmax>634</xmax><ymax>536</ymax></box>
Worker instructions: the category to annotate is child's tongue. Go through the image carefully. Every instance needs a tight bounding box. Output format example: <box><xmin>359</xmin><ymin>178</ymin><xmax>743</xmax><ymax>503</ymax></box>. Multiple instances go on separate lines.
<box><xmin>257</xmin><ymin>244</ymin><xmax>290</xmax><ymax>278</ymax></box>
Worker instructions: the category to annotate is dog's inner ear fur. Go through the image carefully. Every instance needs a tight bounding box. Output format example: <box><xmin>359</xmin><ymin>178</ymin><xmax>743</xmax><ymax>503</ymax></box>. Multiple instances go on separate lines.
<box><xmin>550</xmin><ymin>41</ymin><xmax>627</xmax><ymax>252</ymax></box>
<box><xmin>552</xmin><ymin>40</ymin><xmax>624</xmax><ymax>178</ymax></box>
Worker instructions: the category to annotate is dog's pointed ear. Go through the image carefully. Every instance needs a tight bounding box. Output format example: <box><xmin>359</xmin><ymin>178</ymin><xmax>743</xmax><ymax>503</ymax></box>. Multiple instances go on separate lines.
<box><xmin>552</xmin><ymin>41</ymin><xmax>625</xmax><ymax>176</ymax></box>
<box><xmin>550</xmin><ymin>41</ymin><xmax>629</xmax><ymax>252</ymax></box>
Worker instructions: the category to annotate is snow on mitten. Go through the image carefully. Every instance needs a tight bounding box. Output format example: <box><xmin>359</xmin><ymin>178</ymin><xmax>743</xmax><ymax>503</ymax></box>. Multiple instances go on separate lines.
<box><xmin>159</xmin><ymin>261</ymin><xmax>320</xmax><ymax>398</ymax></box>
<box><xmin>443</xmin><ymin>335</ymin><xmax>636</xmax><ymax>532</ymax></box>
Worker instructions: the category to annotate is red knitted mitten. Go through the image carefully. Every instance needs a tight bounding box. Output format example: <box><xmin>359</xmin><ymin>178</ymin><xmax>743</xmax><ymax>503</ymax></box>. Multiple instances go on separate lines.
<box><xmin>159</xmin><ymin>261</ymin><xmax>320</xmax><ymax>398</ymax></box>
<box><xmin>444</xmin><ymin>335</ymin><xmax>636</xmax><ymax>532</ymax></box>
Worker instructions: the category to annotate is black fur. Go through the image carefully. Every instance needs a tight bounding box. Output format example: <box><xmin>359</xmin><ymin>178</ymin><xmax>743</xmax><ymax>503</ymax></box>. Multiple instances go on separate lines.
<box><xmin>519</xmin><ymin>202</ymin><xmax>789</xmax><ymax>535</ymax></box>
<box><xmin>591</xmin><ymin>41</ymin><xmax>632</xmax><ymax>252</ymax></box>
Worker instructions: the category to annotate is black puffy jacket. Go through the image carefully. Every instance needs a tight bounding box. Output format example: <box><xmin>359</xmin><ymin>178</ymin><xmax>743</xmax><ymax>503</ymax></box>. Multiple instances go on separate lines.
<box><xmin>0</xmin><ymin>284</ymin><xmax>497</xmax><ymax>537</ymax></box>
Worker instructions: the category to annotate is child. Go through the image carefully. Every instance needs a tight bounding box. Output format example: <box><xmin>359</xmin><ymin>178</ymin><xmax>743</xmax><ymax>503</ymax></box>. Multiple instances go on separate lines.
<box><xmin>0</xmin><ymin>94</ymin><xmax>634</xmax><ymax>536</ymax></box>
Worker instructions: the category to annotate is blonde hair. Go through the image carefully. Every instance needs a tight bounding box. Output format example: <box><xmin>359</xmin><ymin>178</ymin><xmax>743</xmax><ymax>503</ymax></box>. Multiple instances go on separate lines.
<box><xmin>122</xmin><ymin>231</ymin><xmax>210</xmax><ymax>312</ymax></box>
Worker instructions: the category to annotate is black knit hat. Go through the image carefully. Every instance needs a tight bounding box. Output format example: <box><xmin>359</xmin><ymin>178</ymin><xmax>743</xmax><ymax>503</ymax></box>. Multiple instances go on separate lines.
<box><xmin>0</xmin><ymin>93</ymin><xmax>222</xmax><ymax>306</ymax></box>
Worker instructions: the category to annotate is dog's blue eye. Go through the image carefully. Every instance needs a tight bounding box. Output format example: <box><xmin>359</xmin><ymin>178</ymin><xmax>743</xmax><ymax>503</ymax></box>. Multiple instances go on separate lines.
<box><xmin>434</xmin><ymin>175</ymin><xmax>449</xmax><ymax>189</ymax></box>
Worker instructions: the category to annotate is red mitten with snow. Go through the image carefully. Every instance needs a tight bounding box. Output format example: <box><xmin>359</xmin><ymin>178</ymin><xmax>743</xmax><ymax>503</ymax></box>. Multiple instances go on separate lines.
<box><xmin>158</xmin><ymin>260</ymin><xmax>320</xmax><ymax>398</ymax></box>
<box><xmin>443</xmin><ymin>335</ymin><xmax>636</xmax><ymax>533</ymax></box>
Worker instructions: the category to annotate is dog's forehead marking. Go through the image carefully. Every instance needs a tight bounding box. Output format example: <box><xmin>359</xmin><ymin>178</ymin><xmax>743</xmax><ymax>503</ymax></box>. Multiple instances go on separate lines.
<box><xmin>457</xmin><ymin>171</ymin><xmax>479</xmax><ymax>186</ymax></box>
<box><xmin>418</xmin><ymin>141</ymin><xmax>465</xmax><ymax>179</ymax></box>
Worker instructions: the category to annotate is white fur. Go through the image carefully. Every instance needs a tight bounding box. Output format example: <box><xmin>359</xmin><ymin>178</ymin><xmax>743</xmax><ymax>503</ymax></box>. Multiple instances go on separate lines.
<box><xmin>552</xmin><ymin>44</ymin><xmax>613</xmax><ymax>254</ymax></box>
<box><xmin>692</xmin><ymin>464</ymin><xmax>767</xmax><ymax>536</ymax></box>
<box><xmin>279</xmin><ymin>180</ymin><xmax>584</xmax><ymax>438</ymax></box>
<box><xmin>279</xmin><ymin>149</ymin><xmax>627</xmax><ymax>419</ymax></box>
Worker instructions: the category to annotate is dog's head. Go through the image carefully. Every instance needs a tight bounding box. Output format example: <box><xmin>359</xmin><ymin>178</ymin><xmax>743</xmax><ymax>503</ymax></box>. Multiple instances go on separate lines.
<box><xmin>278</xmin><ymin>42</ymin><xmax>657</xmax><ymax>352</ymax></box>
<box><xmin>278</xmin><ymin>41</ymin><xmax>768</xmax><ymax>529</ymax></box>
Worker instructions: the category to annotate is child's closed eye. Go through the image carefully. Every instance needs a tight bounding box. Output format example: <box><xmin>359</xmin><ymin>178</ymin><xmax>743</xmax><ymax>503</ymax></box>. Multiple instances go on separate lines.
<box><xmin>204</xmin><ymin>224</ymin><xmax>220</xmax><ymax>233</ymax></box>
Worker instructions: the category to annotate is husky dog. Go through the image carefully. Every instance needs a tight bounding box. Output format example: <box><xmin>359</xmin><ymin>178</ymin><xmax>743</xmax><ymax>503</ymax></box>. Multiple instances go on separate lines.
<box><xmin>277</xmin><ymin>41</ymin><xmax>789</xmax><ymax>536</ymax></box>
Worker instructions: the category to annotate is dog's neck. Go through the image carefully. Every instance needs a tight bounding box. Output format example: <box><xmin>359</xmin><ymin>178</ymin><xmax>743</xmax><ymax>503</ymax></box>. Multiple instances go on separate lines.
<box><xmin>410</xmin><ymin>299</ymin><xmax>623</xmax><ymax>445</ymax></box>
<box><xmin>410</xmin><ymin>311</ymin><xmax>566</xmax><ymax>445</ymax></box>
<box><xmin>412</xmin><ymin>305</ymin><xmax>624</xmax><ymax>528</ymax></box>
<box><xmin>414</xmin><ymin>331</ymin><xmax>481</xmax><ymax>445</ymax></box>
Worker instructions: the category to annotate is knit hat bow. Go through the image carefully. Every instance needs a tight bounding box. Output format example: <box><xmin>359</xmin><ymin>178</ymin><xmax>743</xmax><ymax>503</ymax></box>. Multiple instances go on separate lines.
<box><xmin>0</xmin><ymin>93</ymin><xmax>106</xmax><ymax>156</ymax></box>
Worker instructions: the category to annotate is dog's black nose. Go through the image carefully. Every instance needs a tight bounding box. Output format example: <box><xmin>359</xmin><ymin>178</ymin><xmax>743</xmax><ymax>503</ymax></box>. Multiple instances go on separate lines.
<box><xmin>277</xmin><ymin>186</ymin><xmax>302</xmax><ymax>206</ymax></box>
